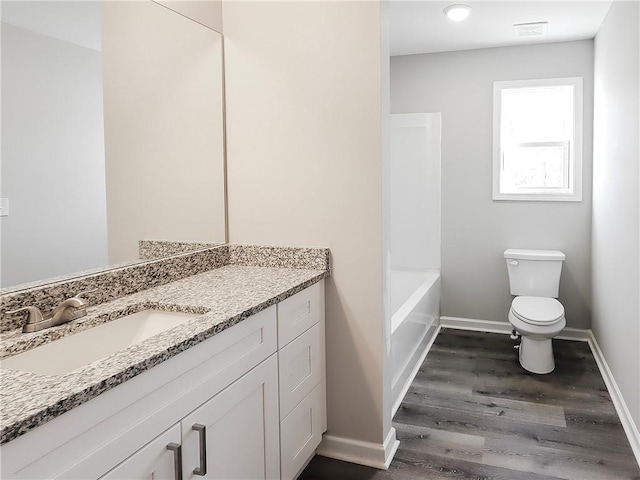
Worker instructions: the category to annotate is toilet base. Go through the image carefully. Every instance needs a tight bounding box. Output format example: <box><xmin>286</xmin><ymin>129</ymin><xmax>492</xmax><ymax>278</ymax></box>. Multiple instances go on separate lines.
<box><xmin>519</xmin><ymin>336</ymin><xmax>555</xmax><ymax>374</ymax></box>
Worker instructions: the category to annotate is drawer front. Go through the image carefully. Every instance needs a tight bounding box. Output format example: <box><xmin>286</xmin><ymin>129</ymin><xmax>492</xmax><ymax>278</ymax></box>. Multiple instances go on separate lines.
<box><xmin>101</xmin><ymin>424</ymin><xmax>181</xmax><ymax>480</ymax></box>
<box><xmin>280</xmin><ymin>384</ymin><xmax>325</xmax><ymax>480</ymax></box>
<box><xmin>277</xmin><ymin>282</ymin><xmax>322</xmax><ymax>347</ymax></box>
<box><xmin>278</xmin><ymin>323</ymin><xmax>323</xmax><ymax>418</ymax></box>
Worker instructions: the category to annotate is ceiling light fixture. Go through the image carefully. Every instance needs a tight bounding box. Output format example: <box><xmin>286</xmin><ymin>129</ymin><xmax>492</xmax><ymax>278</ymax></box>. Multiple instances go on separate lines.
<box><xmin>443</xmin><ymin>4</ymin><xmax>472</xmax><ymax>22</ymax></box>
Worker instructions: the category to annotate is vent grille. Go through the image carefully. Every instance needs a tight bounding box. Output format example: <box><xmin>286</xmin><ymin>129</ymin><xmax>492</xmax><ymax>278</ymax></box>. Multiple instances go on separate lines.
<box><xmin>514</xmin><ymin>22</ymin><xmax>548</xmax><ymax>37</ymax></box>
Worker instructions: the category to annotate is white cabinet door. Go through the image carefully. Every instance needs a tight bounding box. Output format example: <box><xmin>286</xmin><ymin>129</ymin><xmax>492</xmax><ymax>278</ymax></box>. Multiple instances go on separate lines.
<box><xmin>280</xmin><ymin>384</ymin><xmax>325</xmax><ymax>480</ymax></box>
<box><xmin>101</xmin><ymin>424</ymin><xmax>181</xmax><ymax>480</ymax></box>
<box><xmin>181</xmin><ymin>355</ymin><xmax>280</xmax><ymax>480</ymax></box>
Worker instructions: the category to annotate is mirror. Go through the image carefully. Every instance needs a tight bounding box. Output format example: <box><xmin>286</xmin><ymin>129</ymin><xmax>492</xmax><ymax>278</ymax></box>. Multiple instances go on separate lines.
<box><xmin>0</xmin><ymin>0</ymin><xmax>226</xmax><ymax>289</ymax></box>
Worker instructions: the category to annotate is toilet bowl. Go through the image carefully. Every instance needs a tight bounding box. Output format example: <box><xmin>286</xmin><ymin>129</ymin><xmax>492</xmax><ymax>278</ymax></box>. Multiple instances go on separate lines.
<box><xmin>508</xmin><ymin>296</ymin><xmax>566</xmax><ymax>374</ymax></box>
<box><xmin>504</xmin><ymin>249</ymin><xmax>567</xmax><ymax>374</ymax></box>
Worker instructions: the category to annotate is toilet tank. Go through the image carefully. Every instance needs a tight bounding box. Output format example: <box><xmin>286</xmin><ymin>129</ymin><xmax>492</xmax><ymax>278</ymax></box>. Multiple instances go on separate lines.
<box><xmin>504</xmin><ymin>249</ymin><xmax>565</xmax><ymax>297</ymax></box>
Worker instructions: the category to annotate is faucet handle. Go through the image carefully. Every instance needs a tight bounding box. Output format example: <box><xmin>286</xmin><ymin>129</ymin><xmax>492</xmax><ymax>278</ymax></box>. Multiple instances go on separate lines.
<box><xmin>64</xmin><ymin>289</ymin><xmax>97</xmax><ymax>319</ymax></box>
<box><xmin>73</xmin><ymin>289</ymin><xmax>97</xmax><ymax>303</ymax></box>
<box><xmin>6</xmin><ymin>306</ymin><xmax>44</xmax><ymax>324</ymax></box>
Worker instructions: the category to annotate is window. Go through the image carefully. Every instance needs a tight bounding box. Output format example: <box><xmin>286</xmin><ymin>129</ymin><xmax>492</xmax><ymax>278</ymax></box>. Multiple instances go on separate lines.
<box><xmin>493</xmin><ymin>77</ymin><xmax>583</xmax><ymax>201</ymax></box>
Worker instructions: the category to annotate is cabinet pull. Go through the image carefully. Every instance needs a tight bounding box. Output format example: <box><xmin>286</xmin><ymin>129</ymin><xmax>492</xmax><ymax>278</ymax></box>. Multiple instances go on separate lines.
<box><xmin>192</xmin><ymin>424</ymin><xmax>208</xmax><ymax>476</ymax></box>
<box><xmin>166</xmin><ymin>442</ymin><xmax>183</xmax><ymax>480</ymax></box>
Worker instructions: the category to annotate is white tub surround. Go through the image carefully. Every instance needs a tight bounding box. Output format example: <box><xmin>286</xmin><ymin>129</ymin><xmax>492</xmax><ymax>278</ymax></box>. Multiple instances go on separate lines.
<box><xmin>389</xmin><ymin>113</ymin><xmax>441</xmax><ymax>273</ymax></box>
<box><xmin>388</xmin><ymin>113</ymin><xmax>442</xmax><ymax>417</ymax></box>
<box><xmin>390</xmin><ymin>270</ymin><xmax>440</xmax><ymax>415</ymax></box>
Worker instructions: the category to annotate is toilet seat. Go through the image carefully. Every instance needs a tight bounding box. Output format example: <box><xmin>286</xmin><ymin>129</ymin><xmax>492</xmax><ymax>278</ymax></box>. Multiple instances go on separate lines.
<box><xmin>511</xmin><ymin>296</ymin><xmax>564</xmax><ymax>326</ymax></box>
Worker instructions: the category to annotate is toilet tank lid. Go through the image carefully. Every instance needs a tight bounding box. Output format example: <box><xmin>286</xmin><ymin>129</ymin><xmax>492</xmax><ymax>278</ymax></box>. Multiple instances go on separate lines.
<box><xmin>504</xmin><ymin>249</ymin><xmax>566</xmax><ymax>261</ymax></box>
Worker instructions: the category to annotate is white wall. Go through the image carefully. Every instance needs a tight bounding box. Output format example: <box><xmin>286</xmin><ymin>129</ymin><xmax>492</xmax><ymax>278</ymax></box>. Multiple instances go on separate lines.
<box><xmin>391</xmin><ymin>41</ymin><xmax>594</xmax><ymax>328</ymax></box>
<box><xmin>223</xmin><ymin>0</ymin><xmax>392</xmax><ymax>454</ymax></box>
<box><xmin>102</xmin><ymin>1</ymin><xmax>225</xmax><ymax>263</ymax></box>
<box><xmin>154</xmin><ymin>0</ymin><xmax>222</xmax><ymax>33</ymax></box>
<box><xmin>1</xmin><ymin>23</ymin><xmax>108</xmax><ymax>287</ymax></box>
<box><xmin>593</xmin><ymin>0</ymin><xmax>640</xmax><ymax>428</ymax></box>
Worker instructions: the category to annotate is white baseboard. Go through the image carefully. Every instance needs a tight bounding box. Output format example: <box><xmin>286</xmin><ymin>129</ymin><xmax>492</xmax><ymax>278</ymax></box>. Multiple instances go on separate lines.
<box><xmin>440</xmin><ymin>316</ymin><xmax>513</xmax><ymax>334</ymax></box>
<box><xmin>556</xmin><ymin>327</ymin><xmax>591</xmax><ymax>341</ymax></box>
<box><xmin>316</xmin><ymin>427</ymin><xmax>400</xmax><ymax>470</ymax></box>
<box><xmin>585</xmin><ymin>330</ymin><xmax>640</xmax><ymax>468</ymax></box>
<box><xmin>391</xmin><ymin>325</ymin><xmax>441</xmax><ymax>417</ymax></box>
<box><xmin>383</xmin><ymin>427</ymin><xmax>400</xmax><ymax>469</ymax></box>
<box><xmin>440</xmin><ymin>316</ymin><xmax>590</xmax><ymax>342</ymax></box>
<box><xmin>440</xmin><ymin>315</ymin><xmax>640</xmax><ymax>468</ymax></box>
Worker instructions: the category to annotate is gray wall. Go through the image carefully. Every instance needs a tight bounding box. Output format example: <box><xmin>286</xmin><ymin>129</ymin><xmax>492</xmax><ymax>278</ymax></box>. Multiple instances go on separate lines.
<box><xmin>593</xmin><ymin>1</ymin><xmax>639</xmax><ymax>428</ymax></box>
<box><xmin>391</xmin><ymin>41</ymin><xmax>594</xmax><ymax>328</ymax></box>
<box><xmin>1</xmin><ymin>23</ymin><xmax>108</xmax><ymax>287</ymax></box>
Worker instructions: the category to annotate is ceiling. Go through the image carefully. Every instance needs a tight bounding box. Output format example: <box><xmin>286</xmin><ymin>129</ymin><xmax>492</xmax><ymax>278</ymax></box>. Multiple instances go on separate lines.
<box><xmin>389</xmin><ymin>0</ymin><xmax>613</xmax><ymax>56</ymax></box>
<box><xmin>1</xmin><ymin>1</ymin><xmax>614</xmax><ymax>59</ymax></box>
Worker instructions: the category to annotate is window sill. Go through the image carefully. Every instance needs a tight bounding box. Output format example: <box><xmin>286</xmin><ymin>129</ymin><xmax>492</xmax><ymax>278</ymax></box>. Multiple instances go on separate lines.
<box><xmin>492</xmin><ymin>192</ymin><xmax>582</xmax><ymax>202</ymax></box>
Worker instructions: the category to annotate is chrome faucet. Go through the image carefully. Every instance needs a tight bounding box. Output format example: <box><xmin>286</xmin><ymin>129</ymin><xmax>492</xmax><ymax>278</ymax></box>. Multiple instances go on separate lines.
<box><xmin>7</xmin><ymin>290</ymin><xmax>96</xmax><ymax>333</ymax></box>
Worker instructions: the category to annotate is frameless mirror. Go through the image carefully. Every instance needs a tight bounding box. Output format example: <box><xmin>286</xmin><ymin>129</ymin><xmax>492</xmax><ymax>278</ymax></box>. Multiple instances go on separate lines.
<box><xmin>0</xmin><ymin>0</ymin><xmax>226</xmax><ymax>289</ymax></box>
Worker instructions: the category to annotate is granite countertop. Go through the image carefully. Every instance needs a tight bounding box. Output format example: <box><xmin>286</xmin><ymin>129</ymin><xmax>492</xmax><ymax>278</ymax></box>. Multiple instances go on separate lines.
<box><xmin>0</xmin><ymin>264</ymin><xmax>328</xmax><ymax>445</ymax></box>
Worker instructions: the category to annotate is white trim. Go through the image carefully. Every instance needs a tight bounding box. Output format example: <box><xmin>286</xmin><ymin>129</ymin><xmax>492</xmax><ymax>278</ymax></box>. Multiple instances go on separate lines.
<box><xmin>555</xmin><ymin>327</ymin><xmax>590</xmax><ymax>342</ymax></box>
<box><xmin>440</xmin><ymin>316</ymin><xmax>513</xmax><ymax>334</ymax></box>
<box><xmin>586</xmin><ymin>330</ymin><xmax>640</xmax><ymax>468</ymax></box>
<box><xmin>316</xmin><ymin>427</ymin><xmax>400</xmax><ymax>470</ymax></box>
<box><xmin>383</xmin><ymin>427</ymin><xmax>401</xmax><ymax>469</ymax></box>
<box><xmin>440</xmin><ymin>316</ymin><xmax>591</xmax><ymax>342</ymax></box>
<box><xmin>391</xmin><ymin>325</ymin><xmax>441</xmax><ymax>416</ymax></box>
<box><xmin>440</xmin><ymin>316</ymin><xmax>640</xmax><ymax>467</ymax></box>
<box><xmin>492</xmin><ymin>76</ymin><xmax>583</xmax><ymax>202</ymax></box>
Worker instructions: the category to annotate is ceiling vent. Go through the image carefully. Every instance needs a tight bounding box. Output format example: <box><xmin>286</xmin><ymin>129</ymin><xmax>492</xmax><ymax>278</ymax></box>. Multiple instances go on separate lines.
<box><xmin>514</xmin><ymin>22</ymin><xmax>548</xmax><ymax>38</ymax></box>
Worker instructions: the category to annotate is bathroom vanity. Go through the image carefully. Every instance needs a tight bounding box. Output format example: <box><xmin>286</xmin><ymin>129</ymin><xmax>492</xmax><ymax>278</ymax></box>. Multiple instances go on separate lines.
<box><xmin>0</xmin><ymin>246</ymin><xmax>329</xmax><ymax>480</ymax></box>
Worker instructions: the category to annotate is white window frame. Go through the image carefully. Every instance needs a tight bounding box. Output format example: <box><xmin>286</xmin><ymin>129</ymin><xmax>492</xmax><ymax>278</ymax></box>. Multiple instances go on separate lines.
<box><xmin>492</xmin><ymin>77</ymin><xmax>583</xmax><ymax>202</ymax></box>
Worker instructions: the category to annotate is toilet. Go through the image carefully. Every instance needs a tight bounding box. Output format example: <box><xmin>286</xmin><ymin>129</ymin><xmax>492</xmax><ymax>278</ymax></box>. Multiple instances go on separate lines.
<box><xmin>504</xmin><ymin>249</ymin><xmax>566</xmax><ymax>374</ymax></box>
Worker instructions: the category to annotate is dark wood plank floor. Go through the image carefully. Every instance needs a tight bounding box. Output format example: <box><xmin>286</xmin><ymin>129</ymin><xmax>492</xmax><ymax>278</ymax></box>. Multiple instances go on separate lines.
<box><xmin>299</xmin><ymin>329</ymin><xmax>640</xmax><ymax>480</ymax></box>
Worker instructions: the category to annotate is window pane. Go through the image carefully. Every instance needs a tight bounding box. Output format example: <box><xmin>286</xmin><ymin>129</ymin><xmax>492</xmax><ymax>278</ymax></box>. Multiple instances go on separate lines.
<box><xmin>501</xmin><ymin>85</ymin><xmax>574</xmax><ymax>144</ymax></box>
<box><xmin>503</xmin><ymin>144</ymin><xmax>567</xmax><ymax>190</ymax></box>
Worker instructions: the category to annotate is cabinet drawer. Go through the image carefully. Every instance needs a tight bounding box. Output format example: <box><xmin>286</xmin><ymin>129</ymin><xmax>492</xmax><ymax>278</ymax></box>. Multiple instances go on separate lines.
<box><xmin>277</xmin><ymin>282</ymin><xmax>322</xmax><ymax>347</ymax></box>
<box><xmin>280</xmin><ymin>384</ymin><xmax>324</xmax><ymax>480</ymax></box>
<box><xmin>101</xmin><ymin>424</ymin><xmax>181</xmax><ymax>480</ymax></box>
<box><xmin>278</xmin><ymin>323</ymin><xmax>323</xmax><ymax>418</ymax></box>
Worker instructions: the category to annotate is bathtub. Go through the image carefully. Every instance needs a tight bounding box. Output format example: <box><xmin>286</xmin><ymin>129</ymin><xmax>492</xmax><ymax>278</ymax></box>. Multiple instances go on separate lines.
<box><xmin>390</xmin><ymin>269</ymin><xmax>440</xmax><ymax>415</ymax></box>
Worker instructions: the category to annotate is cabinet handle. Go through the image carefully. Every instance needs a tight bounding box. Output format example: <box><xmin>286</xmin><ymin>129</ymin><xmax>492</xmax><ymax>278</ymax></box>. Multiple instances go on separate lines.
<box><xmin>192</xmin><ymin>424</ymin><xmax>208</xmax><ymax>476</ymax></box>
<box><xmin>166</xmin><ymin>442</ymin><xmax>183</xmax><ymax>480</ymax></box>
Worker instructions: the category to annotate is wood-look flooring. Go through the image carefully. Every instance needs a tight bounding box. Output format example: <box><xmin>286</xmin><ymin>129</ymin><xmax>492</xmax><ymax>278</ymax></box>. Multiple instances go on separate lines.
<box><xmin>299</xmin><ymin>329</ymin><xmax>640</xmax><ymax>480</ymax></box>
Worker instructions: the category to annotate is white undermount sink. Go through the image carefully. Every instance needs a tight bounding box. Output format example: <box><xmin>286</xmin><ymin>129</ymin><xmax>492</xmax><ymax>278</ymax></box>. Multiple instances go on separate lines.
<box><xmin>0</xmin><ymin>310</ymin><xmax>200</xmax><ymax>376</ymax></box>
